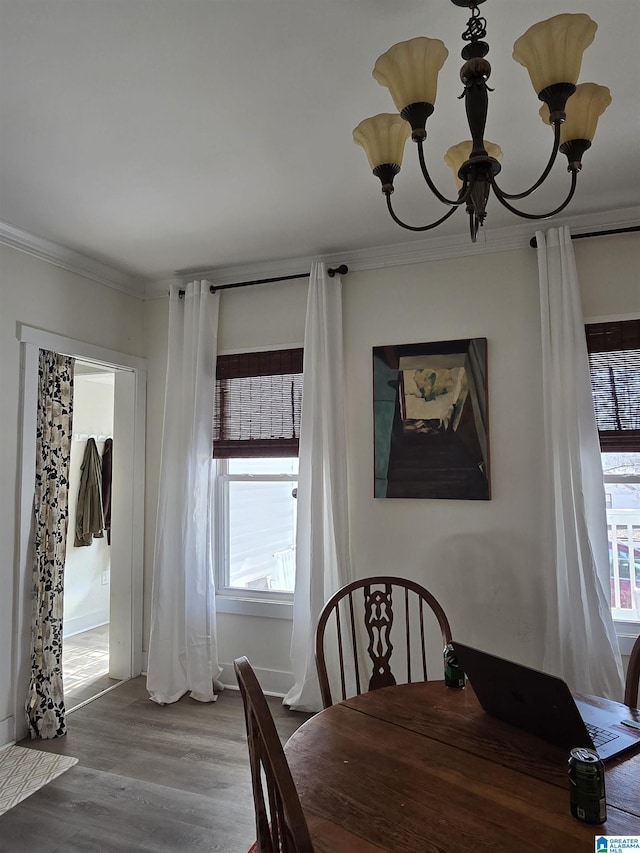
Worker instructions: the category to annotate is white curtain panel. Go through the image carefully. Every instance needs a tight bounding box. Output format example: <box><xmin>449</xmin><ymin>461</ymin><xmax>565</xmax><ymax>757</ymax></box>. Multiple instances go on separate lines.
<box><xmin>147</xmin><ymin>281</ymin><xmax>222</xmax><ymax>704</ymax></box>
<box><xmin>536</xmin><ymin>227</ymin><xmax>624</xmax><ymax>699</ymax></box>
<box><xmin>285</xmin><ymin>261</ymin><xmax>352</xmax><ymax>712</ymax></box>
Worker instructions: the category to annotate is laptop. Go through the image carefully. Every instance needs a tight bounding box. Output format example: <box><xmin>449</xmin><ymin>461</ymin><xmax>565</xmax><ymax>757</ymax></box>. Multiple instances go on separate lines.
<box><xmin>451</xmin><ymin>641</ymin><xmax>640</xmax><ymax>762</ymax></box>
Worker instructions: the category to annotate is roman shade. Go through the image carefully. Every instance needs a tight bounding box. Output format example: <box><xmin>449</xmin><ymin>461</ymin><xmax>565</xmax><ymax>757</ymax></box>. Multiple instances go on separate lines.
<box><xmin>213</xmin><ymin>348</ymin><xmax>303</xmax><ymax>458</ymax></box>
<box><xmin>585</xmin><ymin>319</ymin><xmax>640</xmax><ymax>451</ymax></box>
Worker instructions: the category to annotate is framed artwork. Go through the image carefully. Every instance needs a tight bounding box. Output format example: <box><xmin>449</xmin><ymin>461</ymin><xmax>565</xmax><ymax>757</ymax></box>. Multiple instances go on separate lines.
<box><xmin>373</xmin><ymin>338</ymin><xmax>490</xmax><ymax>500</ymax></box>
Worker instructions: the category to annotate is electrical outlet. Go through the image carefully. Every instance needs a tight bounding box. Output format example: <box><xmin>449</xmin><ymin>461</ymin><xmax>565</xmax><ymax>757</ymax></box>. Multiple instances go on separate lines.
<box><xmin>101</xmin><ymin>570</ymin><xmax>110</xmax><ymax>585</ymax></box>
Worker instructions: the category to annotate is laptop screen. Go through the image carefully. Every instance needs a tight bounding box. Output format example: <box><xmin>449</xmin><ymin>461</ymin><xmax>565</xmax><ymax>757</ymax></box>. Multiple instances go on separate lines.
<box><xmin>451</xmin><ymin>641</ymin><xmax>640</xmax><ymax>761</ymax></box>
<box><xmin>451</xmin><ymin>641</ymin><xmax>593</xmax><ymax>750</ymax></box>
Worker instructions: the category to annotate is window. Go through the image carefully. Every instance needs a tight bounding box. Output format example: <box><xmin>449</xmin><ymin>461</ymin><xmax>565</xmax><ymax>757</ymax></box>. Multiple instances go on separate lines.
<box><xmin>216</xmin><ymin>457</ymin><xmax>298</xmax><ymax>598</ymax></box>
<box><xmin>213</xmin><ymin>349</ymin><xmax>302</xmax><ymax>606</ymax></box>
<box><xmin>586</xmin><ymin>320</ymin><xmax>640</xmax><ymax>629</ymax></box>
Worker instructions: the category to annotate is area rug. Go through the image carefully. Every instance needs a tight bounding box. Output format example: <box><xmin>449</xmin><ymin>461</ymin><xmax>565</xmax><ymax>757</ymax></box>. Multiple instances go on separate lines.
<box><xmin>0</xmin><ymin>745</ymin><xmax>78</xmax><ymax>815</ymax></box>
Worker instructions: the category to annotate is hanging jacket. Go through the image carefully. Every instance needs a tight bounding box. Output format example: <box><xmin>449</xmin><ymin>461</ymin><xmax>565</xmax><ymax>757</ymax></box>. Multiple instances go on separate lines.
<box><xmin>101</xmin><ymin>437</ymin><xmax>113</xmax><ymax>545</ymax></box>
<box><xmin>75</xmin><ymin>438</ymin><xmax>105</xmax><ymax>547</ymax></box>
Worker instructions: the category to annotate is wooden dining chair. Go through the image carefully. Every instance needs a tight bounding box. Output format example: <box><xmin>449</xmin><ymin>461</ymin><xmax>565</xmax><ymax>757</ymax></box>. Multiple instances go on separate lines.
<box><xmin>315</xmin><ymin>575</ymin><xmax>453</xmax><ymax>709</ymax></box>
<box><xmin>234</xmin><ymin>656</ymin><xmax>314</xmax><ymax>853</ymax></box>
<box><xmin>624</xmin><ymin>633</ymin><xmax>640</xmax><ymax>708</ymax></box>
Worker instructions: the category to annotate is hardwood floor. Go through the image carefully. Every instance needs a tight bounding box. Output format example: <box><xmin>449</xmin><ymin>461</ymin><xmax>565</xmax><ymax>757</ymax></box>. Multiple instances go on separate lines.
<box><xmin>1</xmin><ymin>676</ymin><xmax>313</xmax><ymax>852</ymax></box>
<box><xmin>63</xmin><ymin>624</ymin><xmax>121</xmax><ymax>711</ymax></box>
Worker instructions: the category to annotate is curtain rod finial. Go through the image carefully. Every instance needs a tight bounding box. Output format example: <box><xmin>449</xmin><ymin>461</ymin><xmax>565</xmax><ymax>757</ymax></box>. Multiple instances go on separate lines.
<box><xmin>328</xmin><ymin>264</ymin><xmax>349</xmax><ymax>277</ymax></box>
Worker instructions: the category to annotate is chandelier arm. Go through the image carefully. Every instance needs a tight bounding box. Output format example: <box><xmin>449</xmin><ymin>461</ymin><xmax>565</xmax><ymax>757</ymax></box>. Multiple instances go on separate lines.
<box><xmin>492</xmin><ymin>122</ymin><xmax>562</xmax><ymax>201</ymax></box>
<box><xmin>417</xmin><ymin>139</ymin><xmax>469</xmax><ymax>206</ymax></box>
<box><xmin>489</xmin><ymin>169</ymin><xmax>578</xmax><ymax>220</ymax></box>
<box><xmin>386</xmin><ymin>194</ymin><xmax>461</xmax><ymax>232</ymax></box>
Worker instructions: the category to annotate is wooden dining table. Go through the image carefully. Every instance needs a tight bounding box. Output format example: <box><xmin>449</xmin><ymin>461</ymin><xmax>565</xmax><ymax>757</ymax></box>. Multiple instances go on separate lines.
<box><xmin>284</xmin><ymin>680</ymin><xmax>640</xmax><ymax>852</ymax></box>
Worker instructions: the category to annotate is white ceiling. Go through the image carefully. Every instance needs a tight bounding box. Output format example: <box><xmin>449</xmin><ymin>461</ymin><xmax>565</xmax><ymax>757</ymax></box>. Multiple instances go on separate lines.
<box><xmin>1</xmin><ymin>0</ymin><xmax>638</xmax><ymax>291</ymax></box>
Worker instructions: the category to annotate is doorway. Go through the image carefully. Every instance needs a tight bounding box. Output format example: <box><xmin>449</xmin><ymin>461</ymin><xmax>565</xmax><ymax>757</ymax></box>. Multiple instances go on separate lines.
<box><xmin>14</xmin><ymin>325</ymin><xmax>146</xmax><ymax>743</ymax></box>
<box><xmin>63</xmin><ymin>361</ymin><xmax>119</xmax><ymax>711</ymax></box>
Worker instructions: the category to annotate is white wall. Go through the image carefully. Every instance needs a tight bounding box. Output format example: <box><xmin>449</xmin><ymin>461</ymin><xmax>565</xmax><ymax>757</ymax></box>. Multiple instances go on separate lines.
<box><xmin>344</xmin><ymin>247</ymin><xmax>546</xmax><ymax>665</ymax></box>
<box><xmin>141</xmin><ymin>234</ymin><xmax>640</xmax><ymax>695</ymax></box>
<box><xmin>0</xmin><ymin>243</ymin><xmax>144</xmax><ymax>746</ymax></box>
<box><xmin>576</xmin><ymin>235</ymin><xmax>640</xmax><ymax>320</ymax></box>
<box><xmin>63</xmin><ymin>374</ymin><xmax>115</xmax><ymax>637</ymax></box>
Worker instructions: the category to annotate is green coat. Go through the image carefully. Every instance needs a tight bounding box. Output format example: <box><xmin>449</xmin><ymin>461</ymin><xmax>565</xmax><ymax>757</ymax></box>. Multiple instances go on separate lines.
<box><xmin>74</xmin><ymin>438</ymin><xmax>105</xmax><ymax>547</ymax></box>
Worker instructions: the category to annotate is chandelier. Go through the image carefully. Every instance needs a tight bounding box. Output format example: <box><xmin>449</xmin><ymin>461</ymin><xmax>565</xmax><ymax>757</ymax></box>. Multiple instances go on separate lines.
<box><xmin>353</xmin><ymin>0</ymin><xmax>611</xmax><ymax>242</ymax></box>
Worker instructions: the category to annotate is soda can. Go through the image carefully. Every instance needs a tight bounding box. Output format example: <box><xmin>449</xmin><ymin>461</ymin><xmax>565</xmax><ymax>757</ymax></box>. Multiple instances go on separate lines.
<box><xmin>443</xmin><ymin>643</ymin><xmax>466</xmax><ymax>688</ymax></box>
<box><xmin>568</xmin><ymin>746</ymin><xmax>606</xmax><ymax>824</ymax></box>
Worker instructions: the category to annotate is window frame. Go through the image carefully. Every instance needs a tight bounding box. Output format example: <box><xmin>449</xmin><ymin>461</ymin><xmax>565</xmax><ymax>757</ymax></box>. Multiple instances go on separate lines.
<box><xmin>213</xmin><ymin>346</ymin><xmax>302</xmax><ymax>618</ymax></box>
<box><xmin>586</xmin><ymin>317</ymin><xmax>640</xmax><ymax>646</ymax></box>
<box><xmin>214</xmin><ymin>457</ymin><xmax>297</xmax><ymax>607</ymax></box>
<box><xmin>604</xmin><ymin>472</ymin><xmax>640</xmax><ymax>624</ymax></box>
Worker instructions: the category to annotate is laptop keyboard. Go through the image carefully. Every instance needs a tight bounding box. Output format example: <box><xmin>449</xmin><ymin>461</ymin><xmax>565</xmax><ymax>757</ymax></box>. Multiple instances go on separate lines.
<box><xmin>585</xmin><ymin>722</ymin><xmax>618</xmax><ymax>748</ymax></box>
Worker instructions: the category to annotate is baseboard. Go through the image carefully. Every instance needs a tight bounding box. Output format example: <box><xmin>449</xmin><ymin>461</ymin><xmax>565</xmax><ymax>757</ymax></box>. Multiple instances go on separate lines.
<box><xmin>139</xmin><ymin>654</ymin><xmax>293</xmax><ymax>697</ymax></box>
<box><xmin>218</xmin><ymin>661</ymin><xmax>294</xmax><ymax>697</ymax></box>
<box><xmin>63</xmin><ymin>614</ymin><xmax>109</xmax><ymax>638</ymax></box>
<box><xmin>0</xmin><ymin>715</ymin><xmax>15</xmax><ymax>750</ymax></box>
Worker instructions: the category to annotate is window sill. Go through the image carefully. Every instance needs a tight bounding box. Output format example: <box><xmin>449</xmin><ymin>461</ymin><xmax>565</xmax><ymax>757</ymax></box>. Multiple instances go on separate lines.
<box><xmin>614</xmin><ymin>621</ymin><xmax>640</xmax><ymax>656</ymax></box>
<box><xmin>216</xmin><ymin>595</ymin><xmax>293</xmax><ymax>620</ymax></box>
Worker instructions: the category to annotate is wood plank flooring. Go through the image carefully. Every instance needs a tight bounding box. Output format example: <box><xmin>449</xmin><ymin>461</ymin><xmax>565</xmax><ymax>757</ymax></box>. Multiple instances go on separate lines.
<box><xmin>63</xmin><ymin>625</ymin><xmax>121</xmax><ymax>711</ymax></box>
<box><xmin>0</xmin><ymin>676</ymin><xmax>313</xmax><ymax>852</ymax></box>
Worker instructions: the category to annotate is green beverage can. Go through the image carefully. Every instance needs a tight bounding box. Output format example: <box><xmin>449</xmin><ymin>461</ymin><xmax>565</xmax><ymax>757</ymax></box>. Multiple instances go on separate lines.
<box><xmin>568</xmin><ymin>746</ymin><xmax>606</xmax><ymax>824</ymax></box>
<box><xmin>443</xmin><ymin>643</ymin><xmax>465</xmax><ymax>688</ymax></box>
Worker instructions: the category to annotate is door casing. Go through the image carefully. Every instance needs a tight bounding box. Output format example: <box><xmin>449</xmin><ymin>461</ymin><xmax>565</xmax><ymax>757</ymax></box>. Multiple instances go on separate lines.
<box><xmin>13</xmin><ymin>324</ymin><xmax>146</xmax><ymax>742</ymax></box>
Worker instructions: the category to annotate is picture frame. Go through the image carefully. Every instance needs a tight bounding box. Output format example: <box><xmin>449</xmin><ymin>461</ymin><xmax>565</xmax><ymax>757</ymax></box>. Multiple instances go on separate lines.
<box><xmin>373</xmin><ymin>338</ymin><xmax>490</xmax><ymax>500</ymax></box>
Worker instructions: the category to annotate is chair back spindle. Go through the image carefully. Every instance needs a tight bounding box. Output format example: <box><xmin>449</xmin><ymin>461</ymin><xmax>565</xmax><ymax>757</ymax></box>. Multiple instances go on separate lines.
<box><xmin>315</xmin><ymin>576</ymin><xmax>452</xmax><ymax>709</ymax></box>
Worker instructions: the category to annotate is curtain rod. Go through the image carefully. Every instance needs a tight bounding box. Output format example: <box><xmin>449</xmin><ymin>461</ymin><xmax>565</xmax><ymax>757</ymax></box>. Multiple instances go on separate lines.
<box><xmin>529</xmin><ymin>225</ymin><xmax>639</xmax><ymax>249</ymax></box>
<box><xmin>178</xmin><ymin>264</ymin><xmax>348</xmax><ymax>297</ymax></box>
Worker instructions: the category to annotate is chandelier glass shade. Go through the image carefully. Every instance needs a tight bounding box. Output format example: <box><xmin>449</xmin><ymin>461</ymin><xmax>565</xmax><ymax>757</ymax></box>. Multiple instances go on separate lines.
<box><xmin>444</xmin><ymin>140</ymin><xmax>502</xmax><ymax>190</ymax></box>
<box><xmin>512</xmin><ymin>13</ymin><xmax>597</xmax><ymax>94</ymax></box>
<box><xmin>353</xmin><ymin>2</ymin><xmax>611</xmax><ymax>242</ymax></box>
<box><xmin>540</xmin><ymin>83</ymin><xmax>612</xmax><ymax>148</ymax></box>
<box><xmin>353</xmin><ymin>114</ymin><xmax>412</xmax><ymax>171</ymax></box>
<box><xmin>373</xmin><ymin>38</ymin><xmax>449</xmax><ymax>114</ymax></box>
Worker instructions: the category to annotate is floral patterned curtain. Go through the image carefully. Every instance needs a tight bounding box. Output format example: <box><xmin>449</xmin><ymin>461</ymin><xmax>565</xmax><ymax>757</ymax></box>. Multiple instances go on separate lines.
<box><xmin>26</xmin><ymin>350</ymin><xmax>74</xmax><ymax>739</ymax></box>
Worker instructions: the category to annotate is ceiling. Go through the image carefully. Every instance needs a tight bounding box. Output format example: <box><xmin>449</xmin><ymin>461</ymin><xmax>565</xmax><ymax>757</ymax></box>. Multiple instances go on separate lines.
<box><xmin>1</xmin><ymin>0</ymin><xmax>638</xmax><ymax>291</ymax></box>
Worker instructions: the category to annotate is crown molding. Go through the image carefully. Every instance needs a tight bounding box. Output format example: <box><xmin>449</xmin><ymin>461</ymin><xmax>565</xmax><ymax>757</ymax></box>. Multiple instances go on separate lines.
<box><xmin>0</xmin><ymin>221</ymin><xmax>148</xmax><ymax>297</ymax></box>
<box><xmin>144</xmin><ymin>278</ymin><xmax>182</xmax><ymax>300</ymax></box>
<box><xmin>142</xmin><ymin>205</ymin><xmax>640</xmax><ymax>298</ymax></box>
<box><xmin>341</xmin><ymin>206</ymin><xmax>640</xmax><ymax>275</ymax></box>
<box><xmin>4</xmin><ymin>207</ymin><xmax>638</xmax><ymax>301</ymax></box>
